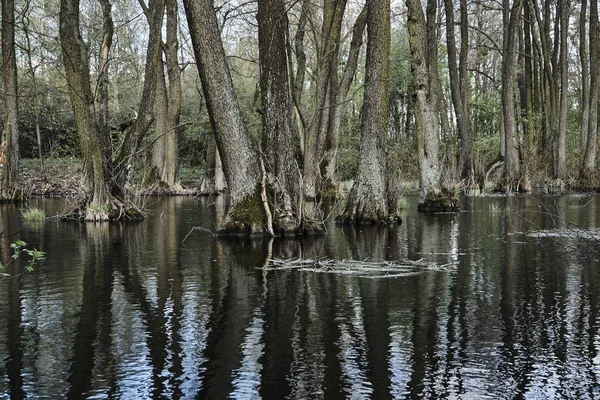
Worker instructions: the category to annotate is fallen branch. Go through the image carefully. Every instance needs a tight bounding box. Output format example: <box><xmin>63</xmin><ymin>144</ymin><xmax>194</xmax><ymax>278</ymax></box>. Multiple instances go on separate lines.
<box><xmin>263</xmin><ymin>257</ymin><xmax>458</xmax><ymax>277</ymax></box>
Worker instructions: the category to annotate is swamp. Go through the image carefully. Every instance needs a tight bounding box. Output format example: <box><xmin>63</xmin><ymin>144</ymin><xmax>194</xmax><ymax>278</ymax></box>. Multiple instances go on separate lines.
<box><xmin>1</xmin><ymin>194</ymin><xmax>600</xmax><ymax>399</ymax></box>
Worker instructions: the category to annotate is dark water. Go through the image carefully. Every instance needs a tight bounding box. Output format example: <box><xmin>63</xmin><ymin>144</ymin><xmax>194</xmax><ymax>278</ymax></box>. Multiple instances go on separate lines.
<box><xmin>1</xmin><ymin>195</ymin><xmax>600</xmax><ymax>399</ymax></box>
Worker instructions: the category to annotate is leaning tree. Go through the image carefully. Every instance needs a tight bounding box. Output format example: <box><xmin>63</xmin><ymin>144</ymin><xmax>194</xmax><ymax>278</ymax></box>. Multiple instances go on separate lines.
<box><xmin>59</xmin><ymin>0</ymin><xmax>164</xmax><ymax>220</ymax></box>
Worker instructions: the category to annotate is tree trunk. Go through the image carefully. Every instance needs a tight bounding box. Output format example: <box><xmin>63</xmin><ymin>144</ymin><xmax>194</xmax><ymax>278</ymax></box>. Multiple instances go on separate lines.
<box><xmin>303</xmin><ymin>0</ymin><xmax>347</xmax><ymax>198</ymax></box>
<box><xmin>111</xmin><ymin>0</ymin><xmax>165</xmax><ymax>200</ymax></box>
<box><xmin>97</xmin><ymin>0</ymin><xmax>113</xmax><ymax>159</ymax></box>
<box><xmin>580</xmin><ymin>0</ymin><xmax>590</xmax><ymax>164</ymax></box>
<box><xmin>337</xmin><ymin>0</ymin><xmax>394</xmax><ymax>224</ymax></box>
<box><xmin>1</xmin><ymin>0</ymin><xmax>20</xmax><ymax>200</ymax></box>
<box><xmin>320</xmin><ymin>4</ymin><xmax>368</xmax><ymax>195</ymax></box>
<box><xmin>427</xmin><ymin>0</ymin><xmax>454</xmax><ymax>179</ymax></box>
<box><xmin>60</xmin><ymin>0</ymin><xmax>112</xmax><ymax>219</ymax></box>
<box><xmin>582</xmin><ymin>0</ymin><xmax>599</xmax><ymax>184</ymax></box>
<box><xmin>151</xmin><ymin>0</ymin><xmax>182</xmax><ymax>191</ymax></box>
<box><xmin>555</xmin><ymin>0</ymin><xmax>569</xmax><ymax>179</ymax></box>
<box><xmin>502</xmin><ymin>0</ymin><xmax>524</xmax><ymax>187</ymax></box>
<box><xmin>200</xmin><ymin>134</ymin><xmax>227</xmax><ymax>194</ymax></box>
<box><xmin>444</xmin><ymin>0</ymin><xmax>471</xmax><ymax>180</ymax></box>
<box><xmin>60</xmin><ymin>0</ymin><xmax>164</xmax><ymax>220</ymax></box>
<box><xmin>183</xmin><ymin>0</ymin><xmax>266</xmax><ymax>234</ymax></box>
<box><xmin>258</xmin><ymin>0</ymin><xmax>303</xmax><ymax>234</ymax></box>
<box><xmin>408</xmin><ymin>0</ymin><xmax>454</xmax><ymax>211</ymax></box>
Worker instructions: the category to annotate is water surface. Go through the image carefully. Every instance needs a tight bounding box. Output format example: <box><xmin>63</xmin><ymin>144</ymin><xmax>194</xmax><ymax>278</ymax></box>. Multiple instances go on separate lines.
<box><xmin>1</xmin><ymin>195</ymin><xmax>600</xmax><ymax>399</ymax></box>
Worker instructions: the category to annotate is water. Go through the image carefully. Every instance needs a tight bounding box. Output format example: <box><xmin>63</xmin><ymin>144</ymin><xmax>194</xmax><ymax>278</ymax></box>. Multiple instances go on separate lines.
<box><xmin>1</xmin><ymin>195</ymin><xmax>600</xmax><ymax>399</ymax></box>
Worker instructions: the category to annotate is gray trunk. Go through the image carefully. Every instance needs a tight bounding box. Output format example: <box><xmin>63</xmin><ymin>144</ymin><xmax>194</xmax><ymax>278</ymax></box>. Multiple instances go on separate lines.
<box><xmin>502</xmin><ymin>0</ymin><xmax>523</xmax><ymax>185</ymax></box>
<box><xmin>337</xmin><ymin>0</ymin><xmax>392</xmax><ymax>223</ymax></box>
<box><xmin>321</xmin><ymin>4</ymin><xmax>368</xmax><ymax>193</ymax></box>
<box><xmin>60</xmin><ymin>0</ymin><xmax>111</xmax><ymax>219</ymax></box>
<box><xmin>582</xmin><ymin>0</ymin><xmax>599</xmax><ymax>183</ymax></box>
<box><xmin>258</xmin><ymin>0</ymin><xmax>302</xmax><ymax>233</ymax></box>
<box><xmin>183</xmin><ymin>0</ymin><xmax>265</xmax><ymax>234</ymax></box>
<box><xmin>555</xmin><ymin>0</ymin><xmax>569</xmax><ymax>179</ymax></box>
<box><xmin>407</xmin><ymin>0</ymin><xmax>442</xmax><ymax>201</ymax></box>
<box><xmin>1</xmin><ymin>0</ymin><xmax>19</xmax><ymax>200</ymax></box>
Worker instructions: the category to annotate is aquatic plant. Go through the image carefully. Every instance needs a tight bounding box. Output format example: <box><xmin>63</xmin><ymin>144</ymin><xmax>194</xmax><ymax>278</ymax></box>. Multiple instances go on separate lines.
<box><xmin>0</xmin><ymin>240</ymin><xmax>46</xmax><ymax>281</ymax></box>
<box><xmin>21</xmin><ymin>207</ymin><xmax>46</xmax><ymax>221</ymax></box>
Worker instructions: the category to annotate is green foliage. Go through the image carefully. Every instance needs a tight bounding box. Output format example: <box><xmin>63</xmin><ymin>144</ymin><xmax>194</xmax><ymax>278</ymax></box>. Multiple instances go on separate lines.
<box><xmin>0</xmin><ymin>240</ymin><xmax>46</xmax><ymax>280</ymax></box>
<box><xmin>397</xmin><ymin>196</ymin><xmax>410</xmax><ymax>210</ymax></box>
<box><xmin>21</xmin><ymin>207</ymin><xmax>46</xmax><ymax>221</ymax></box>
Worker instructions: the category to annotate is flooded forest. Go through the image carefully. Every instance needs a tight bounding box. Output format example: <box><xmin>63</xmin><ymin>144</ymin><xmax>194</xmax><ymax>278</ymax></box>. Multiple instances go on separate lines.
<box><xmin>2</xmin><ymin>0</ymin><xmax>600</xmax><ymax>398</ymax></box>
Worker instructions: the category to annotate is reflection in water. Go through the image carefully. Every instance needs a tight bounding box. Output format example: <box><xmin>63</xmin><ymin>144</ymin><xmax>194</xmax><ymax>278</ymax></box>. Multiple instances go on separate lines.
<box><xmin>2</xmin><ymin>196</ymin><xmax>600</xmax><ymax>398</ymax></box>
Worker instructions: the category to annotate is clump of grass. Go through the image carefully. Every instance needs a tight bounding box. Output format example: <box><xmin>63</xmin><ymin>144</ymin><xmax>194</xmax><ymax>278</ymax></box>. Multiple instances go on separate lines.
<box><xmin>21</xmin><ymin>208</ymin><xmax>46</xmax><ymax>221</ymax></box>
<box><xmin>488</xmin><ymin>202</ymin><xmax>501</xmax><ymax>213</ymax></box>
<box><xmin>397</xmin><ymin>196</ymin><xmax>410</xmax><ymax>210</ymax></box>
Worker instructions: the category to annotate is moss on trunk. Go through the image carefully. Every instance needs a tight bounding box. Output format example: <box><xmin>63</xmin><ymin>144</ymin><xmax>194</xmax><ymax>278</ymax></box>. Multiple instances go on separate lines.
<box><xmin>219</xmin><ymin>189</ymin><xmax>266</xmax><ymax>236</ymax></box>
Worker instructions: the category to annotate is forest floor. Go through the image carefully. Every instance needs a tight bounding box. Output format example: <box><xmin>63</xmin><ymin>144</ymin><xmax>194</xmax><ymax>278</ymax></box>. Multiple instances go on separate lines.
<box><xmin>19</xmin><ymin>158</ymin><xmax>203</xmax><ymax>197</ymax></box>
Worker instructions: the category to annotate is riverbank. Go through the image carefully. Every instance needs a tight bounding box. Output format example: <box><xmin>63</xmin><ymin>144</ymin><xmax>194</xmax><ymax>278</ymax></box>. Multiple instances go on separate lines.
<box><xmin>19</xmin><ymin>158</ymin><xmax>203</xmax><ymax>197</ymax></box>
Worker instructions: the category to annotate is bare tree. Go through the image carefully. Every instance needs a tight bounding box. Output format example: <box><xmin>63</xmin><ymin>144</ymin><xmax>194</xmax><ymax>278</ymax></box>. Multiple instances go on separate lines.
<box><xmin>151</xmin><ymin>0</ymin><xmax>182</xmax><ymax>191</ymax></box>
<box><xmin>258</xmin><ymin>0</ymin><xmax>303</xmax><ymax>233</ymax></box>
<box><xmin>502</xmin><ymin>0</ymin><xmax>523</xmax><ymax>187</ymax></box>
<box><xmin>183</xmin><ymin>0</ymin><xmax>266</xmax><ymax>234</ymax></box>
<box><xmin>59</xmin><ymin>0</ymin><xmax>165</xmax><ymax>219</ymax></box>
<box><xmin>0</xmin><ymin>0</ymin><xmax>20</xmax><ymax>200</ymax></box>
<box><xmin>337</xmin><ymin>0</ymin><xmax>395</xmax><ymax>223</ymax></box>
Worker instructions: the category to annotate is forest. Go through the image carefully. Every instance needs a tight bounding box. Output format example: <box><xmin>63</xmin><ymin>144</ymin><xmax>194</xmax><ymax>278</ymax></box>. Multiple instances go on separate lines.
<box><xmin>0</xmin><ymin>0</ymin><xmax>595</xmax><ymax>235</ymax></box>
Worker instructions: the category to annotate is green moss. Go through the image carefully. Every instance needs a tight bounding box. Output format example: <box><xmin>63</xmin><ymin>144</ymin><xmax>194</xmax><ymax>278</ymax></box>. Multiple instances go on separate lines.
<box><xmin>229</xmin><ymin>190</ymin><xmax>265</xmax><ymax>230</ymax></box>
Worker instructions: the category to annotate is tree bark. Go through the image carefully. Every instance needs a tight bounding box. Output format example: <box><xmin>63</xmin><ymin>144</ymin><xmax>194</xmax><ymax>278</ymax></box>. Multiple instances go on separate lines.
<box><xmin>151</xmin><ymin>0</ymin><xmax>182</xmax><ymax>191</ymax></box>
<box><xmin>258</xmin><ymin>0</ymin><xmax>303</xmax><ymax>233</ymax></box>
<box><xmin>111</xmin><ymin>0</ymin><xmax>165</xmax><ymax>200</ymax></box>
<box><xmin>303</xmin><ymin>0</ymin><xmax>347</xmax><ymax>198</ymax></box>
<box><xmin>407</xmin><ymin>0</ymin><xmax>449</xmax><ymax>207</ymax></box>
<box><xmin>60</xmin><ymin>0</ymin><xmax>164</xmax><ymax>220</ymax></box>
<box><xmin>60</xmin><ymin>0</ymin><xmax>112</xmax><ymax>218</ymax></box>
<box><xmin>581</xmin><ymin>0</ymin><xmax>599</xmax><ymax>184</ymax></box>
<box><xmin>320</xmin><ymin>4</ymin><xmax>368</xmax><ymax>194</ymax></box>
<box><xmin>1</xmin><ymin>0</ymin><xmax>20</xmax><ymax>200</ymax></box>
<box><xmin>555</xmin><ymin>0</ymin><xmax>569</xmax><ymax>179</ymax></box>
<box><xmin>97</xmin><ymin>0</ymin><xmax>113</xmax><ymax>159</ymax></box>
<box><xmin>444</xmin><ymin>0</ymin><xmax>471</xmax><ymax>180</ymax></box>
<box><xmin>502</xmin><ymin>0</ymin><xmax>524</xmax><ymax>186</ymax></box>
<box><xmin>337</xmin><ymin>0</ymin><xmax>394</xmax><ymax>223</ymax></box>
<box><xmin>580</xmin><ymin>0</ymin><xmax>590</xmax><ymax>163</ymax></box>
<box><xmin>183</xmin><ymin>0</ymin><xmax>266</xmax><ymax>234</ymax></box>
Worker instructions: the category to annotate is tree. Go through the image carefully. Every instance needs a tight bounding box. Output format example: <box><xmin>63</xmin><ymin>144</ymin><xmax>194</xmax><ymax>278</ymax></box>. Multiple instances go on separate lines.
<box><xmin>320</xmin><ymin>4</ymin><xmax>368</xmax><ymax>194</ymax></box>
<box><xmin>150</xmin><ymin>0</ymin><xmax>183</xmax><ymax>191</ymax></box>
<box><xmin>1</xmin><ymin>0</ymin><xmax>20</xmax><ymax>200</ymax></box>
<box><xmin>337</xmin><ymin>0</ymin><xmax>395</xmax><ymax>223</ymax></box>
<box><xmin>59</xmin><ymin>0</ymin><xmax>164</xmax><ymax>220</ymax></box>
<box><xmin>502</xmin><ymin>0</ymin><xmax>524</xmax><ymax>187</ymax></box>
<box><xmin>581</xmin><ymin>0</ymin><xmax>599</xmax><ymax>184</ymax></box>
<box><xmin>407</xmin><ymin>0</ymin><xmax>454</xmax><ymax>210</ymax></box>
<box><xmin>183</xmin><ymin>0</ymin><xmax>266</xmax><ymax>234</ymax></box>
<box><xmin>302</xmin><ymin>0</ymin><xmax>348</xmax><ymax>198</ymax></box>
<box><xmin>555</xmin><ymin>0</ymin><xmax>570</xmax><ymax>179</ymax></box>
<box><xmin>258</xmin><ymin>0</ymin><xmax>303</xmax><ymax>233</ymax></box>
<box><xmin>444</xmin><ymin>0</ymin><xmax>471</xmax><ymax>180</ymax></box>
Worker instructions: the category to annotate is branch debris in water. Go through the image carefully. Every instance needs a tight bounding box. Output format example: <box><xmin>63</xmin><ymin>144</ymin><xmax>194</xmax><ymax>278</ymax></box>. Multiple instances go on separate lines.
<box><xmin>263</xmin><ymin>258</ymin><xmax>457</xmax><ymax>278</ymax></box>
